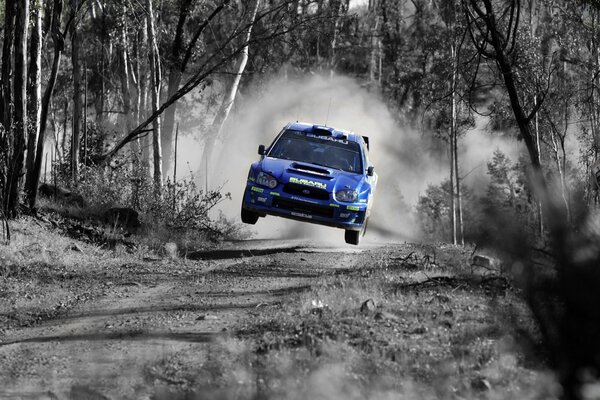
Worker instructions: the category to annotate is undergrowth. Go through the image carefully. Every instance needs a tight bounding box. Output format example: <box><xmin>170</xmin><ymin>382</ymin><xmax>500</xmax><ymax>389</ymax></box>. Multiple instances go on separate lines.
<box><xmin>146</xmin><ymin>246</ymin><xmax>557</xmax><ymax>400</ymax></box>
<box><xmin>37</xmin><ymin>162</ymin><xmax>249</xmax><ymax>252</ymax></box>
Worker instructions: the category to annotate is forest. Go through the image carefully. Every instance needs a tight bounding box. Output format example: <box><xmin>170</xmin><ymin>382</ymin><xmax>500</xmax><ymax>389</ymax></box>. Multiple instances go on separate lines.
<box><xmin>1</xmin><ymin>0</ymin><xmax>600</xmax><ymax>399</ymax></box>
<box><xmin>0</xmin><ymin>0</ymin><xmax>599</xmax><ymax>243</ymax></box>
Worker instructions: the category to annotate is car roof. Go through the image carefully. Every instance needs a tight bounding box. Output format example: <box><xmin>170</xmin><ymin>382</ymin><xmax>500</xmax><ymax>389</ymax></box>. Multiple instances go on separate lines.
<box><xmin>285</xmin><ymin>121</ymin><xmax>363</xmax><ymax>144</ymax></box>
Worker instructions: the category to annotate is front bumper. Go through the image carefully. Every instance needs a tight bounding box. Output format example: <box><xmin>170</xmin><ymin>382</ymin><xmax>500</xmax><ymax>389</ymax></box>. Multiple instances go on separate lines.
<box><xmin>242</xmin><ymin>182</ymin><xmax>367</xmax><ymax>231</ymax></box>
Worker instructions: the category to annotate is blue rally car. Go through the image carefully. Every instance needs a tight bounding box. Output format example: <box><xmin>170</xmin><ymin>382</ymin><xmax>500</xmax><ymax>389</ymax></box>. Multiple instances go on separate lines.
<box><xmin>241</xmin><ymin>122</ymin><xmax>377</xmax><ymax>245</ymax></box>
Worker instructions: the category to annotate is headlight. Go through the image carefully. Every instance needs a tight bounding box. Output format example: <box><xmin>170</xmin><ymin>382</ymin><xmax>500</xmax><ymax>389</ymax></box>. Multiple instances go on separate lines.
<box><xmin>335</xmin><ymin>189</ymin><xmax>358</xmax><ymax>203</ymax></box>
<box><xmin>256</xmin><ymin>172</ymin><xmax>278</xmax><ymax>189</ymax></box>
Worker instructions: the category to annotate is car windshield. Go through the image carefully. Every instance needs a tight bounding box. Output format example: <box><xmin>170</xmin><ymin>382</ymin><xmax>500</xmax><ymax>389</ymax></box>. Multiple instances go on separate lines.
<box><xmin>268</xmin><ymin>130</ymin><xmax>363</xmax><ymax>174</ymax></box>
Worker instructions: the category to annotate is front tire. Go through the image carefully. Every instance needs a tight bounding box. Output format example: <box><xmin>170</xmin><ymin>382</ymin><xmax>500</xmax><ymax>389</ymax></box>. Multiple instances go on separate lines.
<box><xmin>345</xmin><ymin>229</ymin><xmax>360</xmax><ymax>245</ymax></box>
<box><xmin>241</xmin><ymin>207</ymin><xmax>259</xmax><ymax>224</ymax></box>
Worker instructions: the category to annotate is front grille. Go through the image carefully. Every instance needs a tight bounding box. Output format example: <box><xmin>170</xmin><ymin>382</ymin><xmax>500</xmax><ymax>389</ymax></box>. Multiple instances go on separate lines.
<box><xmin>272</xmin><ymin>197</ymin><xmax>334</xmax><ymax>218</ymax></box>
<box><xmin>283</xmin><ymin>183</ymin><xmax>330</xmax><ymax>200</ymax></box>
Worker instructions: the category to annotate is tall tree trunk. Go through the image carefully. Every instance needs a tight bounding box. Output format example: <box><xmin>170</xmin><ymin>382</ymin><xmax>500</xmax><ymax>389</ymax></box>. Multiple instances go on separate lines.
<box><xmin>202</xmin><ymin>0</ymin><xmax>260</xmax><ymax>188</ymax></box>
<box><xmin>554</xmin><ymin>84</ymin><xmax>572</xmax><ymax>224</ymax></box>
<box><xmin>329</xmin><ymin>0</ymin><xmax>345</xmax><ymax>73</ymax></box>
<box><xmin>1</xmin><ymin>1</ymin><xmax>15</xmax><ymax>131</ymax></box>
<box><xmin>368</xmin><ymin>0</ymin><xmax>380</xmax><ymax>86</ymax></box>
<box><xmin>453</xmin><ymin>121</ymin><xmax>464</xmax><ymax>245</ymax></box>
<box><xmin>61</xmin><ymin>97</ymin><xmax>68</xmax><ymax>158</ymax></box>
<box><xmin>25</xmin><ymin>0</ymin><xmax>43</xmax><ymax>207</ymax></box>
<box><xmin>0</xmin><ymin>0</ymin><xmax>15</xmax><ymax>215</ymax></box>
<box><xmin>451</xmin><ymin>43</ymin><xmax>464</xmax><ymax>245</ymax></box>
<box><xmin>448</xmin><ymin>42</ymin><xmax>457</xmax><ymax>245</ymax></box>
<box><xmin>5</xmin><ymin>0</ymin><xmax>29</xmax><ymax>217</ymax></box>
<box><xmin>146</xmin><ymin>0</ymin><xmax>162</xmax><ymax>193</ymax></box>
<box><xmin>591</xmin><ymin>8</ymin><xmax>600</xmax><ymax>205</ymax></box>
<box><xmin>161</xmin><ymin>0</ymin><xmax>193</xmax><ymax>175</ymax></box>
<box><xmin>118</xmin><ymin>5</ymin><xmax>137</xmax><ymax>160</ymax></box>
<box><xmin>534</xmin><ymin>95</ymin><xmax>543</xmax><ymax>235</ymax></box>
<box><xmin>449</xmin><ymin>137</ymin><xmax>456</xmax><ymax>244</ymax></box>
<box><xmin>29</xmin><ymin>0</ymin><xmax>64</xmax><ymax>208</ymax></box>
<box><xmin>138</xmin><ymin>17</ymin><xmax>151</xmax><ymax>172</ymax></box>
<box><xmin>94</xmin><ymin>3</ymin><xmax>107</xmax><ymax>124</ymax></box>
<box><xmin>70</xmin><ymin>0</ymin><xmax>82</xmax><ymax>185</ymax></box>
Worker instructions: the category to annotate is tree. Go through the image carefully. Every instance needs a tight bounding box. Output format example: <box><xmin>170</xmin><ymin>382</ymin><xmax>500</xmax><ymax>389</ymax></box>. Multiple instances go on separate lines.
<box><xmin>24</xmin><ymin>0</ymin><xmax>43</xmax><ymax>206</ymax></box>
<box><xmin>416</xmin><ymin>181</ymin><xmax>451</xmax><ymax>241</ymax></box>
<box><xmin>3</xmin><ymin>0</ymin><xmax>29</xmax><ymax>217</ymax></box>
<box><xmin>159</xmin><ymin>0</ymin><xmax>231</xmax><ymax>175</ymax></box>
<box><xmin>462</xmin><ymin>0</ymin><xmax>547</xmax><ymax>177</ymax></box>
<box><xmin>69</xmin><ymin>0</ymin><xmax>83</xmax><ymax>184</ymax></box>
<box><xmin>26</xmin><ymin>0</ymin><xmax>65</xmax><ymax>209</ymax></box>
<box><xmin>117</xmin><ymin>4</ymin><xmax>138</xmax><ymax>162</ymax></box>
<box><xmin>201</xmin><ymin>0</ymin><xmax>260</xmax><ymax>188</ymax></box>
<box><xmin>146</xmin><ymin>0</ymin><xmax>163</xmax><ymax>193</ymax></box>
<box><xmin>1</xmin><ymin>0</ymin><xmax>16</xmax><ymax>216</ymax></box>
<box><xmin>98</xmin><ymin>0</ymin><xmax>323</xmax><ymax>163</ymax></box>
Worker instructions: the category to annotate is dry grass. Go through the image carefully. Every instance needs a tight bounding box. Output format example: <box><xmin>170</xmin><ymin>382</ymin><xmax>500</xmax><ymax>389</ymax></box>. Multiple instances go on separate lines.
<box><xmin>0</xmin><ymin>217</ymin><xmax>563</xmax><ymax>399</ymax></box>
<box><xmin>145</xmin><ymin>245</ymin><xmax>559</xmax><ymax>400</ymax></box>
<box><xmin>0</xmin><ymin>217</ymin><xmax>154</xmax><ymax>331</ymax></box>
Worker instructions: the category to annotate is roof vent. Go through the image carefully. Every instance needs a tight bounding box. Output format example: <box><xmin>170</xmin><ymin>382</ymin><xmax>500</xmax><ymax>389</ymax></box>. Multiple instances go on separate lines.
<box><xmin>312</xmin><ymin>125</ymin><xmax>334</xmax><ymax>136</ymax></box>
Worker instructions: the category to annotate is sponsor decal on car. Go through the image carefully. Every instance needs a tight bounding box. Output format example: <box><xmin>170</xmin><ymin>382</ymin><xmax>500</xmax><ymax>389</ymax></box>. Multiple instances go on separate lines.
<box><xmin>346</xmin><ymin>205</ymin><xmax>360</xmax><ymax>211</ymax></box>
<box><xmin>289</xmin><ymin>177</ymin><xmax>327</xmax><ymax>190</ymax></box>
<box><xmin>269</xmin><ymin>191</ymin><xmax>281</xmax><ymax>196</ymax></box>
<box><xmin>304</xmin><ymin>132</ymin><xmax>348</xmax><ymax>144</ymax></box>
<box><xmin>291</xmin><ymin>212</ymin><xmax>312</xmax><ymax>219</ymax></box>
<box><xmin>251</xmin><ymin>186</ymin><xmax>264</xmax><ymax>193</ymax></box>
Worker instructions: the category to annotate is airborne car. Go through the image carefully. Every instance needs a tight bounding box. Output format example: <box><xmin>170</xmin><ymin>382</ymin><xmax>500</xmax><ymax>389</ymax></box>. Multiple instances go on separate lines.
<box><xmin>241</xmin><ymin>122</ymin><xmax>377</xmax><ymax>245</ymax></box>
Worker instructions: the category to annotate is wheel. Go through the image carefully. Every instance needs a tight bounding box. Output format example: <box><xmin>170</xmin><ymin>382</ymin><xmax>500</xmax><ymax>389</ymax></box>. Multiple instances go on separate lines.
<box><xmin>241</xmin><ymin>207</ymin><xmax>259</xmax><ymax>224</ymax></box>
<box><xmin>345</xmin><ymin>229</ymin><xmax>360</xmax><ymax>245</ymax></box>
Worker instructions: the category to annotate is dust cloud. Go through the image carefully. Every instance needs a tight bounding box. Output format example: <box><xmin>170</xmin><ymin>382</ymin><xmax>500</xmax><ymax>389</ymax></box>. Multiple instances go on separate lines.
<box><xmin>180</xmin><ymin>74</ymin><xmax>522</xmax><ymax>243</ymax></box>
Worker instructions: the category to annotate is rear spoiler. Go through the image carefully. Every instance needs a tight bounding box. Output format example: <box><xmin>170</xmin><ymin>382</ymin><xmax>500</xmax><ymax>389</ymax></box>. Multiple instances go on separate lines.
<box><xmin>362</xmin><ymin>136</ymin><xmax>370</xmax><ymax>150</ymax></box>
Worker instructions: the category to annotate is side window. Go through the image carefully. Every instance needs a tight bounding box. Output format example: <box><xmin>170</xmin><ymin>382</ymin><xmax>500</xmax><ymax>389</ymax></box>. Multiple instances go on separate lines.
<box><xmin>362</xmin><ymin>142</ymin><xmax>370</xmax><ymax>172</ymax></box>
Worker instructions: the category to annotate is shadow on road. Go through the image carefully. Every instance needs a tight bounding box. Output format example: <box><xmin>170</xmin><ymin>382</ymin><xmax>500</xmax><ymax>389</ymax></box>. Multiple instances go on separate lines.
<box><xmin>0</xmin><ymin>302</ymin><xmax>268</xmax><ymax>329</ymax></box>
<box><xmin>0</xmin><ymin>330</ymin><xmax>220</xmax><ymax>347</ymax></box>
<box><xmin>212</xmin><ymin>264</ymin><xmax>355</xmax><ymax>278</ymax></box>
<box><xmin>200</xmin><ymin>284</ymin><xmax>313</xmax><ymax>298</ymax></box>
<box><xmin>187</xmin><ymin>246</ymin><xmax>304</xmax><ymax>260</ymax></box>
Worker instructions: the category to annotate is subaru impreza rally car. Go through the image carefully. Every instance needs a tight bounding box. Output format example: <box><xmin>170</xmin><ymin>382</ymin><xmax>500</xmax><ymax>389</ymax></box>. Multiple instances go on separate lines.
<box><xmin>241</xmin><ymin>122</ymin><xmax>377</xmax><ymax>245</ymax></box>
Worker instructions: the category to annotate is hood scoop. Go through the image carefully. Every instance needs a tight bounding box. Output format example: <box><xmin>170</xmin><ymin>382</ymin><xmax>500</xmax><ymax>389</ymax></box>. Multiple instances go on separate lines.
<box><xmin>288</xmin><ymin>162</ymin><xmax>333</xmax><ymax>179</ymax></box>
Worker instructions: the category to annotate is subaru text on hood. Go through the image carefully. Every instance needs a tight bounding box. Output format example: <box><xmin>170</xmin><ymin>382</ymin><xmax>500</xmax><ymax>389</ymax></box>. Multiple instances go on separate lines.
<box><xmin>241</xmin><ymin>122</ymin><xmax>377</xmax><ymax>245</ymax></box>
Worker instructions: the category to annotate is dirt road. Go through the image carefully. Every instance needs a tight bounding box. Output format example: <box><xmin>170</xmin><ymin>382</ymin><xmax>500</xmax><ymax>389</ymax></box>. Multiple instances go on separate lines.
<box><xmin>0</xmin><ymin>239</ymin><xmax>388</xmax><ymax>399</ymax></box>
<box><xmin>1</xmin><ymin>223</ymin><xmax>549</xmax><ymax>400</ymax></box>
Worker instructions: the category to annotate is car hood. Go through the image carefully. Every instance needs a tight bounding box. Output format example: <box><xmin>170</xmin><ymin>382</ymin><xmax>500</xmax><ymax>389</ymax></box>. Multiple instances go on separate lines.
<box><xmin>260</xmin><ymin>157</ymin><xmax>364</xmax><ymax>192</ymax></box>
